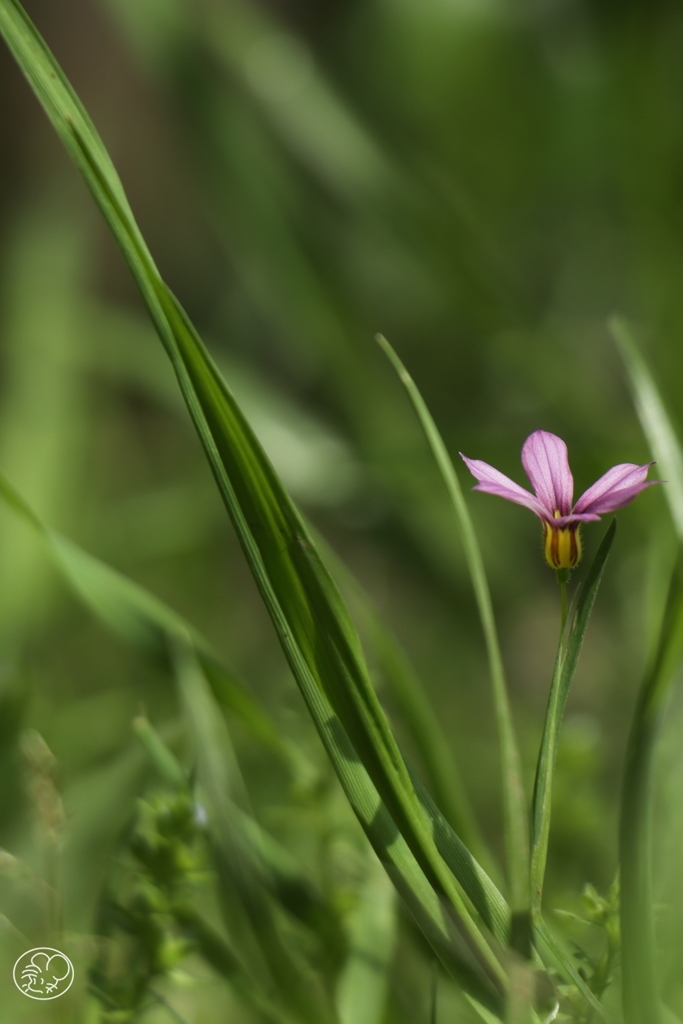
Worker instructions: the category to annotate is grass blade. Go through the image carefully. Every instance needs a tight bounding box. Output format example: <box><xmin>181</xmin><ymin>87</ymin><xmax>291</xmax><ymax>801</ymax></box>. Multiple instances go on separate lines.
<box><xmin>335</xmin><ymin>856</ymin><xmax>397</xmax><ymax>1024</ymax></box>
<box><xmin>0</xmin><ymin>468</ymin><xmax>288</xmax><ymax>762</ymax></box>
<box><xmin>533</xmin><ymin>919</ymin><xmax>611</xmax><ymax>1023</ymax></box>
<box><xmin>619</xmin><ymin>562</ymin><xmax>683</xmax><ymax>1024</ymax></box>
<box><xmin>375</xmin><ymin>334</ymin><xmax>529</xmax><ymax>952</ymax></box>
<box><xmin>313</xmin><ymin>527</ymin><xmax>490</xmax><ymax>865</ymax></box>
<box><xmin>0</xmin><ymin>0</ymin><xmax>508</xmax><ymax>1001</ymax></box>
<box><xmin>610</xmin><ymin>316</ymin><xmax>683</xmax><ymax>540</ymax></box>
<box><xmin>530</xmin><ymin>522</ymin><xmax>616</xmax><ymax>916</ymax></box>
<box><xmin>135</xmin><ymin>713</ymin><xmax>347</xmax><ymax>973</ymax></box>
<box><xmin>173</xmin><ymin>639</ymin><xmax>339</xmax><ymax>1024</ymax></box>
<box><xmin>609</xmin><ymin>317</ymin><xmax>683</xmax><ymax>1021</ymax></box>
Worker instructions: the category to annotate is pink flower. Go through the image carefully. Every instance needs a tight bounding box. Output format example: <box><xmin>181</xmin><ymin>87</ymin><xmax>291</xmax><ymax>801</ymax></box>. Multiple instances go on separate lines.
<box><xmin>460</xmin><ymin>430</ymin><xmax>658</xmax><ymax>569</ymax></box>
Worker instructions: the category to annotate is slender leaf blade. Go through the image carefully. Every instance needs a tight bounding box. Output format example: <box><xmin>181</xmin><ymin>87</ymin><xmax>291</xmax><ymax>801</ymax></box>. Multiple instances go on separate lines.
<box><xmin>610</xmin><ymin>316</ymin><xmax>683</xmax><ymax>540</ymax></box>
<box><xmin>530</xmin><ymin>521</ymin><xmax>616</xmax><ymax>915</ymax></box>
<box><xmin>375</xmin><ymin>333</ymin><xmax>529</xmax><ymax>949</ymax></box>
<box><xmin>619</xmin><ymin>566</ymin><xmax>683</xmax><ymax>1024</ymax></box>
<box><xmin>0</xmin><ymin>468</ymin><xmax>287</xmax><ymax>760</ymax></box>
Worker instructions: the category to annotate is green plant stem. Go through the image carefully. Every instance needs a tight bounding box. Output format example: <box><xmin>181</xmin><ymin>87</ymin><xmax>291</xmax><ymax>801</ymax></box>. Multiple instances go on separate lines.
<box><xmin>558</xmin><ymin>578</ymin><xmax>568</xmax><ymax>646</ymax></box>
<box><xmin>531</xmin><ymin>525</ymin><xmax>616</xmax><ymax>919</ymax></box>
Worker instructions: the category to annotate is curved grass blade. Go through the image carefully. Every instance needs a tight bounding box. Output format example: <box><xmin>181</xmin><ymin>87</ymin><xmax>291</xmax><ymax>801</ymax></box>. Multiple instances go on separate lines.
<box><xmin>619</xmin><ymin>564</ymin><xmax>683</xmax><ymax>1024</ymax></box>
<box><xmin>335</xmin><ymin>856</ymin><xmax>396</xmax><ymax>1024</ymax></box>
<box><xmin>375</xmin><ymin>334</ymin><xmax>529</xmax><ymax>952</ymax></box>
<box><xmin>173</xmin><ymin>639</ymin><xmax>339</xmax><ymax>1024</ymax></box>
<box><xmin>610</xmin><ymin>316</ymin><xmax>683</xmax><ymax>540</ymax></box>
<box><xmin>312</xmin><ymin>527</ymin><xmax>490</xmax><ymax>865</ymax></box>
<box><xmin>608</xmin><ymin>317</ymin><xmax>683</xmax><ymax>1022</ymax></box>
<box><xmin>0</xmin><ymin>468</ymin><xmax>287</xmax><ymax>762</ymax></box>
<box><xmin>135</xmin><ymin>713</ymin><xmax>347</xmax><ymax>973</ymax></box>
<box><xmin>0</xmin><ymin>0</ymin><xmax>508</xmax><ymax>1001</ymax></box>
<box><xmin>533</xmin><ymin>919</ymin><xmax>611</xmax><ymax>1023</ymax></box>
<box><xmin>530</xmin><ymin>521</ymin><xmax>616</xmax><ymax>917</ymax></box>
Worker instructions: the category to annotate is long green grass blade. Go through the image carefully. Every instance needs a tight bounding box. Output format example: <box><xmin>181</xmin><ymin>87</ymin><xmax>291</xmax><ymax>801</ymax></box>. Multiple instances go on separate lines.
<box><xmin>174</xmin><ymin>640</ymin><xmax>338</xmax><ymax>1024</ymax></box>
<box><xmin>0</xmin><ymin>0</ymin><xmax>506</xmax><ymax>1001</ymax></box>
<box><xmin>533</xmin><ymin>919</ymin><xmax>611</xmax><ymax>1023</ymax></box>
<box><xmin>610</xmin><ymin>317</ymin><xmax>683</xmax><ymax>1022</ymax></box>
<box><xmin>0</xmin><ymin>469</ymin><xmax>287</xmax><ymax>761</ymax></box>
<box><xmin>133</xmin><ymin>718</ymin><xmax>301</xmax><ymax>1021</ymax></box>
<box><xmin>530</xmin><ymin>522</ymin><xmax>616</xmax><ymax>916</ymax></box>
<box><xmin>610</xmin><ymin>316</ymin><xmax>683</xmax><ymax>540</ymax></box>
<box><xmin>313</xmin><ymin>528</ymin><xmax>490</xmax><ymax>865</ymax></box>
<box><xmin>375</xmin><ymin>334</ymin><xmax>529</xmax><ymax>951</ymax></box>
<box><xmin>619</xmin><ymin>556</ymin><xmax>683</xmax><ymax>1024</ymax></box>
<box><xmin>335</xmin><ymin>856</ymin><xmax>397</xmax><ymax>1024</ymax></box>
<box><xmin>135</xmin><ymin>713</ymin><xmax>346</xmax><ymax>968</ymax></box>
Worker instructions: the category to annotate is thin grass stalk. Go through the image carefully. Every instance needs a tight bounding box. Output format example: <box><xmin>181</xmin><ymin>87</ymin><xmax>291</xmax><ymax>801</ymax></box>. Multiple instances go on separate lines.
<box><xmin>313</xmin><ymin>527</ymin><xmax>489</xmax><ymax>863</ymax></box>
<box><xmin>375</xmin><ymin>334</ymin><xmax>530</xmax><ymax>951</ymax></box>
<box><xmin>530</xmin><ymin>523</ymin><xmax>616</xmax><ymax>917</ymax></box>
<box><xmin>619</xmin><ymin>565</ymin><xmax>683</xmax><ymax>1024</ymax></box>
<box><xmin>0</xmin><ymin>469</ymin><xmax>289</xmax><ymax>763</ymax></box>
<box><xmin>610</xmin><ymin>316</ymin><xmax>683</xmax><ymax>540</ymax></box>
<box><xmin>611</xmin><ymin>317</ymin><xmax>683</xmax><ymax>1021</ymax></box>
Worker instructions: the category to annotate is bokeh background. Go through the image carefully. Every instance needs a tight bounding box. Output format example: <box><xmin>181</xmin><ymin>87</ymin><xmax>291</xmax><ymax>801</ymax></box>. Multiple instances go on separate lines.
<box><xmin>1</xmin><ymin>0</ymin><xmax>683</xmax><ymax>1019</ymax></box>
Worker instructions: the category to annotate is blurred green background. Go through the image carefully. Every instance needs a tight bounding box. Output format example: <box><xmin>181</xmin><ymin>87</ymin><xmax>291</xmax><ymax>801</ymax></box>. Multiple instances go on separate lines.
<box><xmin>0</xmin><ymin>0</ymin><xmax>682</xmax><ymax>1019</ymax></box>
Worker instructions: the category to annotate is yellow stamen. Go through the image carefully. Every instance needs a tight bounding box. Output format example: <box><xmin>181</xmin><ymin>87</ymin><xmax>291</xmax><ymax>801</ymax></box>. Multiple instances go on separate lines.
<box><xmin>543</xmin><ymin>523</ymin><xmax>582</xmax><ymax>570</ymax></box>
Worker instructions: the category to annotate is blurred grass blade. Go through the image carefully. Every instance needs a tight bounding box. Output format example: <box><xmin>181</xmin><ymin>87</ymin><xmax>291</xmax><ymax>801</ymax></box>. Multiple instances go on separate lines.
<box><xmin>533</xmin><ymin>920</ymin><xmax>610</xmax><ymax>1023</ymax></box>
<box><xmin>135</xmin><ymin>713</ymin><xmax>347</xmax><ymax>969</ymax></box>
<box><xmin>170</xmin><ymin>903</ymin><xmax>294</xmax><ymax>1024</ymax></box>
<box><xmin>314</xmin><ymin>528</ymin><xmax>489</xmax><ymax>864</ymax></box>
<box><xmin>408</xmin><ymin>765</ymin><xmax>509</xmax><ymax>946</ymax></box>
<box><xmin>530</xmin><ymin>522</ymin><xmax>616</xmax><ymax>916</ymax></box>
<box><xmin>0</xmin><ymin>468</ymin><xmax>287</xmax><ymax>761</ymax></box>
<box><xmin>0</xmin><ymin>1</ymin><xmax>509</xmax><ymax>1001</ymax></box>
<box><xmin>431</xmin><ymin>962</ymin><xmax>438</xmax><ymax>1024</ymax></box>
<box><xmin>369</xmin><ymin>620</ymin><xmax>485</xmax><ymax>857</ymax></box>
<box><xmin>173</xmin><ymin>638</ymin><xmax>338</xmax><ymax>1024</ymax></box>
<box><xmin>619</xmin><ymin>563</ymin><xmax>683</xmax><ymax>1024</ymax></box>
<box><xmin>607</xmin><ymin>319</ymin><xmax>683</xmax><ymax>1021</ymax></box>
<box><xmin>376</xmin><ymin>334</ymin><xmax>529</xmax><ymax>949</ymax></box>
<box><xmin>133</xmin><ymin>715</ymin><xmax>187</xmax><ymax>791</ymax></box>
<box><xmin>610</xmin><ymin>316</ymin><xmax>683</xmax><ymax>539</ymax></box>
<box><xmin>336</xmin><ymin>856</ymin><xmax>396</xmax><ymax>1024</ymax></box>
<box><xmin>466</xmin><ymin>996</ymin><xmax>505</xmax><ymax>1024</ymax></box>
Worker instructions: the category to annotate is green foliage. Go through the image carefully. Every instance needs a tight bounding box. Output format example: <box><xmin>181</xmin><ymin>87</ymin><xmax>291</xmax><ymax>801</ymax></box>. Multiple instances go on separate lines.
<box><xmin>1</xmin><ymin>1</ymin><xmax>683</xmax><ymax>1023</ymax></box>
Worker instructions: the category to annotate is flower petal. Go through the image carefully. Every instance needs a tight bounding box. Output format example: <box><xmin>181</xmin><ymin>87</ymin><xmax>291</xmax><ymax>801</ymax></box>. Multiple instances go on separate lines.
<box><xmin>573</xmin><ymin>462</ymin><xmax>658</xmax><ymax>515</ymax></box>
<box><xmin>552</xmin><ymin>512</ymin><xmax>602</xmax><ymax>527</ymax></box>
<box><xmin>460</xmin><ymin>454</ymin><xmax>549</xmax><ymax>519</ymax></box>
<box><xmin>521</xmin><ymin>430</ymin><xmax>574</xmax><ymax>516</ymax></box>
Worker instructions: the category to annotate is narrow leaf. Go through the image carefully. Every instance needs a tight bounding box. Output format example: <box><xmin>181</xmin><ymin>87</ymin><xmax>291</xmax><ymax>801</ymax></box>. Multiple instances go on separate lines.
<box><xmin>336</xmin><ymin>856</ymin><xmax>397</xmax><ymax>1024</ymax></box>
<box><xmin>619</xmin><ymin>565</ymin><xmax>683</xmax><ymax>1024</ymax></box>
<box><xmin>530</xmin><ymin>521</ymin><xmax>616</xmax><ymax>915</ymax></box>
<box><xmin>173</xmin><ymin>639</ymin><xmax>338</xmax><ymax>1024</ymax></box>
<box><xmin>0</xmin><ymin>469</ymin><xmax>287</xmax><ymax>761</ymax></box>
<box><xmin>376</xmin><ymin>334</ymin><xmax>529</xmax><ymax>947</ymax></box>
<box><xmin>610</xmin><ymin>316</ymin><xmax>683</xmax><ymax>539</ymax></box>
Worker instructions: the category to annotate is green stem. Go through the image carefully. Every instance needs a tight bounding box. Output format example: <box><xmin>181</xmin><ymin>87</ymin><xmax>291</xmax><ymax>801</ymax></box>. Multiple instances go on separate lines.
<box><xmin>556</xmin><ymin>570</ymin><xmax>569</xmax><ymax>648</ymax></box>
<box><xmin>531</xmin><ymin>526</ymin><xmax>616</xmax><ymax>919</ymax></box>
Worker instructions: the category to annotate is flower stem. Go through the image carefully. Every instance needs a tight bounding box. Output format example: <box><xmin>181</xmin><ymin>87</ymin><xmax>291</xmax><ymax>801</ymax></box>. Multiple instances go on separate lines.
<box><xmin>556</xmin><ymin>569</ymin><xmax>569</xmax><ymax>646</ymax></box>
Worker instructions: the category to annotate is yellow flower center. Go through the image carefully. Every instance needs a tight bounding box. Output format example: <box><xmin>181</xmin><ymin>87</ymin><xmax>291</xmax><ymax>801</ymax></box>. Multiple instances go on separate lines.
<box><xmin>543</xmin><ymin>520</ymin><xmax>582</xmax><ymax>570</ymax></box>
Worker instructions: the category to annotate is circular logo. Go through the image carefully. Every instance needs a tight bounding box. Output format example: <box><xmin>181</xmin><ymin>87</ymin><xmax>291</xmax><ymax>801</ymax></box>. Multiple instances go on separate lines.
<box><xmin>13</xmin><ymin>947</ymin><xmax>74</xmax><ymax>1000</ymax></box>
